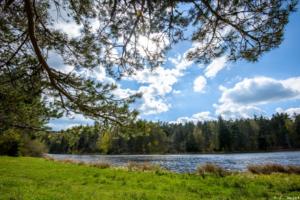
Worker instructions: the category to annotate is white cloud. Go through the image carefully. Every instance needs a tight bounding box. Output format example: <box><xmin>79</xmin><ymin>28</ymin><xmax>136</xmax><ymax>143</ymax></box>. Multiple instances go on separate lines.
<box><xmin>187</xmin><ymin>42</ymin><xmax>228</xmax><ymax>78</ymax></box>
<box><xmin>48</xmin><ymin>114</ymin><xmax>94</xmax><ymax>131</ymax></box>
<box><xmin>191</xmin><ymin>55</ymin><xmax>227</xmax><ymax>95</ymax></box>
<box><xmin>173</xmin><ymin>90</ymin><xmax>181</xmax><ymax>94</ymax></box>
<box><xmin>125</xmin><ymin>55</ymin><xmax>194</xmax><ymax>115</ymax></box>
<box><xmin>117</xmin><ymin>32</ymin><xmax>170</xmax><ymax>62</ymax></box>
<box><xmin>193</xmin><ymin>76</ymin><xmax>207</xmax><ymax>93</ymax></box>
<box><xmin>281</xmin><ymin>77</ymin><xmax>300</xmax><ymax>93</ymax></box>
<box><xmin>137</xmin><ymin>33</ymin><xmax>170</xmax><ymax>59</ymax></box>
<box><xmin>276</xmin><ymin>107</ymin><xmax>300</xmax><ymax>117</ymax></box>
<box><xmin>113</xmin><ymin>87</ymin><xmax>137</xmax><ymax>99</ymax></box>
<box><xmin>77</xmin><ymin>65</ymin><xmax>116</xmax><ymax>84</ymax></box>
<box><xmin>138</xmin><ymin>85</ymin><xmax>171</xmax><ymax>115</ymax></box>
<box><xmin>218</xmin><ymin>85</ymin><xmax>227</xmax><ymax>91</ymax></box>
<box><xmin>214</xmin><ymin>103</ymin><xmax>264</xmax><ymax>119</ymax></box>
<box><xmin>47</xmin><ymin>52</ymin><xmax>75</xmax><ymax>74</ymax></box>
<box><xmin>169</xmin><ymin>54</ymin><xmax>194</xmax><ymax>71</ymax></box>
<box><xmin>192</xmin><ymin>112</ymin><xmax>216</xmax><ymax>121</ymax></box>
<box><xmin>47</xmin><ymin>50</ymin><xmax>116</xmax><ymax>84</ymax></box>
<box><xmin>215</xmin><ymin>76</ymin><xmax>300</xmax><ymax>119</ymax></box>
<box><xmin>220</xmin><ymin>77</ymin><xmax>300</xmax><ymax>105</ymax></box>
<box><xmin>171</xmin><ymin>111</ymin><xmax>216</xmax><ymax>124</ymax></box>
<box><xmin>140</xmin><ymin>98</ymin><xmax>171</xmax><ymax>115</ymax></box>
<box><xmin>204</xmin><ymin>56</ymin><xmax>228</xmax><ymax>78</ymax></box>
<box><xmin>54</xmin><ymin>22</ymin><xmax>83</xmax><ymax>38</ymax></box>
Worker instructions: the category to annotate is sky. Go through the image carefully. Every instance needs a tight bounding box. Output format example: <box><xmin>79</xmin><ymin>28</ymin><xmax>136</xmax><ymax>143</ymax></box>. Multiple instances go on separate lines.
<box><xmin>49</xmin><ymin>9</ymin><xmax>300</xmax><ymax>130</ymax></box>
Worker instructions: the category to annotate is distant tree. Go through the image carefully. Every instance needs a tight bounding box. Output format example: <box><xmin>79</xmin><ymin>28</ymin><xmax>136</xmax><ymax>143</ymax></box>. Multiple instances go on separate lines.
<box><xmin>97</xmin><ymin>130</ymin><xmax>112</xmax><ymax>154</ymax></box>
<box><xmin>43</xmin><ymin>113</ymin><xmax>300</xmax><ymax>154</ymax></box>
<box><xmin>147</xmin><ymin>123</ymin><xmax>168</xmax><ymax>153</ymax></box>
<box><xmin>192</xmin><ymin>125</ymin><xmax>205</xmax><ymax>152</ymax></box>
<box><xmin>271</xmin><ymin>113</ymin><xmax>291</xmax><ymax>148</ymax></box>
<box><xmin>230</xmin><ymin>122</ymin><xmax>240</xmax><ymax>151</ymax></box>
<box><xmin>218</xmin><ymin>117</ymin><xmax>231</xmax><ymax>151</ymax></box>
<box><xmin>185</xmin><ymin>127</ymin><xmax>198</xmax><ymax>152</ymax></box>
<box><xmin>257</xmin><ymin>116</ymin><xmax>273</xmax><ymax>150</ymax></box>
<box><xmin>293</xmin><ymin>115</ymin><xmax>300</xmax><ymax>148</ymax></box>
<box><xmin>248</xmin><ymin>119</ymin><xmax>260</xmax><ymax>150</ymax></box>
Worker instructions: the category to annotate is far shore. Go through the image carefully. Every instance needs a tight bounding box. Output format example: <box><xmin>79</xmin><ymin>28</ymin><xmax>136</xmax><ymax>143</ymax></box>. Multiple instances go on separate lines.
<box><xmin>46</xmin><ymin>149</ymin><xmax>300</xmax><ymax>156</ymax></box>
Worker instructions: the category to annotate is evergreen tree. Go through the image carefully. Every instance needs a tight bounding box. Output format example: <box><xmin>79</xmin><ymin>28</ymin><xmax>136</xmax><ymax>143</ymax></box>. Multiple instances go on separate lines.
<box><xmin>218</xmin><ymin>117</ymin><xmax>232</xmax><ymax>151</ymax></box>
<box><xmin>293</xmin><ymin>115</ymin><xmax>300</xmax><ymax>148</ymax></box>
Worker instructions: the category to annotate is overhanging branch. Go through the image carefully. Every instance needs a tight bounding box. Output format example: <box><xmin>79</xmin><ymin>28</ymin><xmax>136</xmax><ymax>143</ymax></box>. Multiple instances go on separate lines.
<box><xmin>24</xmin><ymin>0</ymin><xmax>124</xmax><ymax>125</ymax></box>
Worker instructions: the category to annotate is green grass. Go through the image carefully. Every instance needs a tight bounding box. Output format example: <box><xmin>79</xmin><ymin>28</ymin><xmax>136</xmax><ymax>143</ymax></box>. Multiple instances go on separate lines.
<box><xmin>0</xmin><ymin>157</ymin><xmax>300</xmax><ymax>200</ymax></box>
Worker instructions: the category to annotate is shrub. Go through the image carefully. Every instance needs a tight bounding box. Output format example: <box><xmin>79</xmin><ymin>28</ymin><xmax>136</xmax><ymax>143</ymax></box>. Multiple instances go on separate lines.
<box><xmin>0</xmin><ymin>129</ymin><xmax>47</xmax><ymax>157</ymax></box>
<box><xmin>0</xmin><ymin>129</ymin><xmax>21</xmax><ymax>156</ymax></box>
<box><xmin>247</xmin><ymin>163</ymin><xmax>300</xmax><ymax>175</ymax></box>
<box><xmin>20</xmin><ymin>138</ymin><xmax>48</xmax><ymax>157</ymax></box>
<box><xmin>196</xmin><ymin>163</ymin><xmax>228</xmax><ymax>177</ymax></box>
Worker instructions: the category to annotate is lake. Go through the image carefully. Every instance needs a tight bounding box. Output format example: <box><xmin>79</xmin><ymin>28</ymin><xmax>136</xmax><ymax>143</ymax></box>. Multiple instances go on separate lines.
<box><xmin>48</xmin><ymin>151</ymin><xmax>300</xmax><ymax>173</ymax></box>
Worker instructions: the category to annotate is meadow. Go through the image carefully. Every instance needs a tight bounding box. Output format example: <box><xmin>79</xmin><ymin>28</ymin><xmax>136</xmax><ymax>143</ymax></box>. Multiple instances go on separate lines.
<box><xmin>0</xmin><ymin>156</ymin><xmax>300</xmax><ymax>200</ymax></box>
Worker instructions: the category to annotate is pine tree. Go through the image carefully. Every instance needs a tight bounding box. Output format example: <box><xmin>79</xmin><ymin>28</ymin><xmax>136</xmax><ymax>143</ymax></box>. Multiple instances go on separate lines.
<box><xmin>0</xmin><ymin>0</ymin><xmax>296</xmax><ymax>125</ymax></box>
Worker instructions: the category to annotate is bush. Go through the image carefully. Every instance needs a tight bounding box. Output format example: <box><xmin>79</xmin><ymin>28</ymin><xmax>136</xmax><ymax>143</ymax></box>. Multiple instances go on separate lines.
<box><xmin>248</xmin><ymin>163</ymin><xmax>300</xmax><ymax>175</ymax></box>
<box><xmin>196</xmin><ymin>163</ymin><xmax>229</xmax><ymax>177</ymax></box>
<box><xmin>0</xmin><ymin>129</ymin><xmax>21</xmax><ymax>156</ymax></box>
<box><xmin>0</xmin><ymin>129</ymin><xmax>47</xmax><ymax>157</ymax></box>
<box><xmin>20</xmin><ymin>138</ymin><xmax>48</xmax><ymax>157</ymax></box>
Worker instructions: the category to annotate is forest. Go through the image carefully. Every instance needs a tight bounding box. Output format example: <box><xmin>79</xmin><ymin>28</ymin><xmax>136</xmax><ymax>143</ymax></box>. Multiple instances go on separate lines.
<box><xmin>41</xmin><ymin>114</ymin><xmax>300</xmax><ymax>154</ymax></box>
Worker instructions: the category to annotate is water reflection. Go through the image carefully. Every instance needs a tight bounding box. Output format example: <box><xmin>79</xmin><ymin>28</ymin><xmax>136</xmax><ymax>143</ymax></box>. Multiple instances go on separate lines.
<box><xmin>48</xmin><ymin>151</ymin><xmax>300</xmax><ymax>173</ymax></box>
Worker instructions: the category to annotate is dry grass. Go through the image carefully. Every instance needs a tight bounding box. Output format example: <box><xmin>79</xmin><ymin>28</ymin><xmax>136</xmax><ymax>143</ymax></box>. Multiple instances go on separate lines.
<box><xmin>248</xmin><ymin>163</ymin><xmax>300</xmax><ymax>175</ymax></box>
<box><xmin>43</xmin><ymin>156</ymin><xmax>111</xmax><ymax>169</ymax></box>
<box><xmin>60</xmin><ymin>159</ymin><xmax>79</xmax><ymax>164</ymax></box>
<box><xmin>43</xmin><ymin>156</ymin><xmax>55</xmax><ymax>162</ymax></box>
<box><xmin>196</xmin><ymin>163</ymin><xmax>229</xmax><ymax>177</ymax></box>
<box><xmin>89</xmin><ymin>162</ymin><xmax>111</xmax><ymax>169</ymax></box>
<box><xmin>126</xmin><ymin>162</ymin><xmax>163</xmax><ymax>172</ymax></box>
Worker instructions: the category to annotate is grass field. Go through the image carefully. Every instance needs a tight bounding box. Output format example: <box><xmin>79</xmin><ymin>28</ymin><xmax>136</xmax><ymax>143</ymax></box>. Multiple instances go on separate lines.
<box><xmin>0</xmin><ymin>156</ymin><xmax>300</xmax><ymax>200</ymax></box>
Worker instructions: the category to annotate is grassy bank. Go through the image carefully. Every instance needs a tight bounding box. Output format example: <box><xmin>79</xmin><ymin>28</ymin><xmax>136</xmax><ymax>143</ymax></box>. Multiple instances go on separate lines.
<box><xmin>0</xmin><ymin>157</ymin><xmax>300</xmax><ymax>200</ymax></box>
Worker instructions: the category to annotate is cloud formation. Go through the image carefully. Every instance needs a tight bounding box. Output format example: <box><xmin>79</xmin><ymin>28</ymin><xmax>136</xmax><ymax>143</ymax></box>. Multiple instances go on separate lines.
<box><xmin>125</xmin><ymin>55</ymin><xmax>193</xmax><ymax>115</ymax></box>
<box><xmin>54</xmin><ymin>22</ymin><xmax>83</xmax><ymax>38</ymax></box>
<box><xmin>171</xmin><ymin>111</ymin><xmax>216</xmax><ymax>124</ymax></box>
<box><xmin>276</xmin><ymin>107</ymin><xmax>300</xmax><ymax>117</ymax></box>
<box><xmin>193</xmin><ymin>76</ymin><xmax>207</xmax><ymax>92</ymax></box>
<box><xmin>204</xmin><ymin>56</ymin><xmax>228</xmax><ymax>78</ymax></box>
<box><xmin>192</xmin><ymin>55</ymin><xmax>228</xmax><ymax>93</ymax></box>
<box><xmin>48</xmin><ymin>114</ymin><xmax>94</xmax><ymax>131</ymax></box>
<box><xmin>215</xmin><ymin>76</ymin><xmax>300</xmax><ymax>118</ymax></box>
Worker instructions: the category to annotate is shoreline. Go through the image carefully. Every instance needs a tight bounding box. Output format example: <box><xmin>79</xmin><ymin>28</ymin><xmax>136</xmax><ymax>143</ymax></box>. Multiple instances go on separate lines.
<box><xmin>46</xmin><ymin>149</ymin><xmax>300</xmax><ymax>156</ymax></box>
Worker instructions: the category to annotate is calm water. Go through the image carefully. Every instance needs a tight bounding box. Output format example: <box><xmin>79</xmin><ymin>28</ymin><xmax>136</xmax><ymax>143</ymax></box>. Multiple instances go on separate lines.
<box><xmin>48</xmin><ymin>151</ymin><xmax>300</xmax><ymax>173</ymax></box>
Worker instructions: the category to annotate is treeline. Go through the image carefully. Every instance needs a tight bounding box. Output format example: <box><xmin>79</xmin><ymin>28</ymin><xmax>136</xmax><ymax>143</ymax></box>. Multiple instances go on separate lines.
<box><xmin>42</xmin><ymin>113</ymin><xmax>300</xmax><ymax>154</ymax></box>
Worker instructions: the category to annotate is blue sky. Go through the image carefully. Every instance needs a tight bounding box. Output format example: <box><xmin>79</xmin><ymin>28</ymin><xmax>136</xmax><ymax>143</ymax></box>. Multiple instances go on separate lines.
<box><xmin>49</xmin><ymin>9</ymin><xmax>300</xmax><ymax>130</ymax></box>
